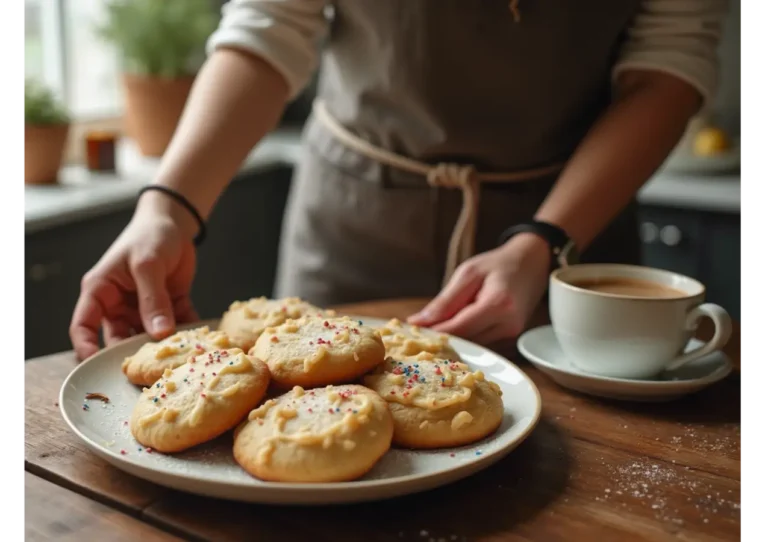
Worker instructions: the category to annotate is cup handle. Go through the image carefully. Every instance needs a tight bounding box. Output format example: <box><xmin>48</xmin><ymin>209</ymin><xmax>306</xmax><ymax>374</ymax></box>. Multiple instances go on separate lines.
<box><xmin>664</xmin><ymin>303</ymin><xmax>733</xmax><ymax>371</ymax></box>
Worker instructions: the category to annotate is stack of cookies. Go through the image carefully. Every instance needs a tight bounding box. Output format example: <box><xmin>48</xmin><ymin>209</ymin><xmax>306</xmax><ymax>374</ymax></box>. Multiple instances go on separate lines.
<box><xmin>123</xmin><ymin>297</ymin><xmax>504</xmax><ymax>483</ymax></box>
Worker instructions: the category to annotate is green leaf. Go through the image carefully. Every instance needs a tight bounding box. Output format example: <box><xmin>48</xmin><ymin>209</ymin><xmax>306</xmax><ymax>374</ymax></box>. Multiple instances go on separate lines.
<box><xmin>95</xmin><ymin>0</ymin><xmax>218</xmax><ymax>78</ymax></box>
<box><xmin>25</xmin><ymin>79</ymin><xmax>69</xmax><ymax>125</ymax></box>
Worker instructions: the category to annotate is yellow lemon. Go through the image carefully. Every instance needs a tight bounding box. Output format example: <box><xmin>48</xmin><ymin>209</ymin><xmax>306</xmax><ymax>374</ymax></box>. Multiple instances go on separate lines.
<box><xmin>693</xmin><ymin>127</ymin><xmax>731</xmax><ymax>156</ymax></box>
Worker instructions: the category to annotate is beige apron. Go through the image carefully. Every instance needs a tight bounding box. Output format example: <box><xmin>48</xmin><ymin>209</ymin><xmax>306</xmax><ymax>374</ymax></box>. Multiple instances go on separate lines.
<box><xmin>275</xmin><ymin>0</ymin><xmax>643</xmax><ymax>306</ymax></box>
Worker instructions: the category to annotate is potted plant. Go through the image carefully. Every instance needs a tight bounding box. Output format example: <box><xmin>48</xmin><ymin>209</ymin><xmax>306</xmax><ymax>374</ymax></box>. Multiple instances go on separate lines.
<box><xmin>96</xmin><ymin>0</ymin><xmax>218</xmax><ymax>157</ymax></box>
<box><xmin>25</xmin><ymin>80</ymin><xmax>70</xmax><ymax>185</ymax></box>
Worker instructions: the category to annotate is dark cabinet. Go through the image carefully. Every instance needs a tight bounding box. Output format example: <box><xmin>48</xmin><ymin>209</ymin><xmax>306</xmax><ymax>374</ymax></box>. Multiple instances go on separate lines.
<box><xmin>191</xmin><ymin>166</ymin><xmax>292</xmax><ymax>319</ymax></box>
<box><xmin>25</xmin><ymin>165</ymin><xmax>293</xmax><ymax>359</ymax></box>
<box><xmin>638</xmin><ymin>204</ymin><xmax>740</xmax><ymax>319</ymax></box>
<box><xmin>26</xmin><ymin>208</ymin><xmax>135</xmax><ymax>360</ymax></box>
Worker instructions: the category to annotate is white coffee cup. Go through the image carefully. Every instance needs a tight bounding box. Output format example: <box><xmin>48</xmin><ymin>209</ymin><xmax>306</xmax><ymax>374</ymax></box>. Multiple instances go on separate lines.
<box><xmin>549</xmin><ymin>264</ymin><xmax>732</xmax><ymax>379</ymax></box>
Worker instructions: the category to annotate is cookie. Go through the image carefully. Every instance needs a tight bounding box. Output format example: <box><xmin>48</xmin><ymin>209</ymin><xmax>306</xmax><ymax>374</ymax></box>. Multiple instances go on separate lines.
<box><xmin>129</xmin><ymin>348</ymin><xmax>270</xmax><ymax>453</ymax></box>
<box><xmin>363</xmin><ymin>357</ymin><xmax>503</xmax><ymax>449</ymax></box>
<box><xmin>378</xmin><ymin>318</ymin><xmax>461</xmax><ymax>361</ymax></box>
<box><xmin>121</xmin><ymin>326</ymin><xmax>235</xmax><ymax>387</ymax></box>
<box><xmin>219</xmin><ymin>296</ymin><xmax>328</xmax><ymax>351</ymax></box>
<box><xmin>234</xmin><ymin>384</ymin><xmax>393</xmax><ymax>482</ymax></box>
<box><xmin>252</xmin><ymin>316</ymin><xmax>385</xmax><ymax>388</ymax></box>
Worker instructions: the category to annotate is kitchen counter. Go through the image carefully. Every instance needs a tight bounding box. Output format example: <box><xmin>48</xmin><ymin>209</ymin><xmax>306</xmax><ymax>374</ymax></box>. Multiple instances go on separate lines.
<box><xmin>25</xmin><ymin>129</ymin><xmax>739</xmax><ymax>234</ymax></box>
<box><xmin>24</xmin><ymin>128</ymin><xmax>303</xmax><ymax>234</ymax></box>
<box><xmin>638</xmin><ymin>171</ymin><xmax>740</xmax><ymax>214</ymax></box>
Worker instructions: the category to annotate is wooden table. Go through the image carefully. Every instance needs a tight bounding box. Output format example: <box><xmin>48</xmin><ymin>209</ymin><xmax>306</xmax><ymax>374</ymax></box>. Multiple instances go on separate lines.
<box><xmin>25</xmin><ymin>299</ymin><xmax>741</xmax><ymax>541</ymax></box>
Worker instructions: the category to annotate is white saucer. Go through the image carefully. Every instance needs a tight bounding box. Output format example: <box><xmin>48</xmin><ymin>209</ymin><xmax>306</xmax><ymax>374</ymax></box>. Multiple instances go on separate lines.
<box><xmin>517</xmin><ymin>326</ymin><xmax>733</xmax><ymax>402</ymax></box>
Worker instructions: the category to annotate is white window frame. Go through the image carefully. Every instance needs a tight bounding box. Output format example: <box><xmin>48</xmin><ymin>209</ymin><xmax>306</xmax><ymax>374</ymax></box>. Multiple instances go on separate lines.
<box><xmin>26</xmin><ymin>0</ymin><xmax>123</xmax><ymax>120</ymax></box>
<box><xmin>27</xmin><ymin>0</ymin><xmax>67</xmax><ymax>101</ymax></box>
<box><xmin>41</xmin><ymin>0</ymin><xmax>66</xmax><ymax>99</ymax></box>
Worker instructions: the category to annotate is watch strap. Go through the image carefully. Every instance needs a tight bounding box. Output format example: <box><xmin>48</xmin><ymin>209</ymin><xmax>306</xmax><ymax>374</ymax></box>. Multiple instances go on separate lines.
<box><xmin>498</xmin><ymin>221</ymin><xmax>577</xmax><ymax>269</ymax></box>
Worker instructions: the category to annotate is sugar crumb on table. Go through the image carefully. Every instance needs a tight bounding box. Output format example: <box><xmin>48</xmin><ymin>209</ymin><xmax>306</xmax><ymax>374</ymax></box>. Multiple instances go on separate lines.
<box><xmin>597</xmin><ymin>458</ymin><xmax>741</xmax><ymax>525</ymax></box>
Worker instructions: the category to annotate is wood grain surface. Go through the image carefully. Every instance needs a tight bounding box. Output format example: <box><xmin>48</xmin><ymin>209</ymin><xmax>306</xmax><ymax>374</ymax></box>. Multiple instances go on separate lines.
<box><xmin>25</xmin><ymin>472</ymin><xmax>181</xmax><ymax>542</ymax></box>
<box><xmin>24</xmin><ymin>299</ymin><xmax>741</xmax><ymax>541</ymax></box>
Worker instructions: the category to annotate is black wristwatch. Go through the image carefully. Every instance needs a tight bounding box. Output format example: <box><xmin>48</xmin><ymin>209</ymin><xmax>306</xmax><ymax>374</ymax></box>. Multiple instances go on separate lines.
<box><xmin>498</xmin><ymin>221</ymin><xmax>579</xmax><ymax>269</ymax></box>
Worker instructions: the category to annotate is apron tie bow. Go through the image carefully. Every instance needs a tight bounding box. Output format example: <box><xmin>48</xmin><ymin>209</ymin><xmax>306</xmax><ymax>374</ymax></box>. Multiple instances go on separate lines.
<box><xmin>312</xmin><ymin>99</ymin><xmax>563</xmax><ymax>286</ymax></box>
<box><xmin>427</xmin><ymin>163</ymin><xmax>480</xmax><ymax>281</ymax></box>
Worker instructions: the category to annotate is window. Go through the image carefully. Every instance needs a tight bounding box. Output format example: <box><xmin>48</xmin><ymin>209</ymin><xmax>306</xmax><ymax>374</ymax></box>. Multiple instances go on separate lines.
<box><xmin>65</xmin><ymin>0</ymin><xmax>123</xmax><ymax>118</ymax></box>
<box><xmin>25</xmin><ymin>0</ymin><xmax>123</xmax><ymax>120</ymax></box>
<box><xmin>25</xmin><ymin>0</ymin><xmax>65</xmax><ymax>98</ymax></box>
<box><xmin>24</xmin><ymin>1</ymin><xmax>311</xmax><ymax>124</ymax></box>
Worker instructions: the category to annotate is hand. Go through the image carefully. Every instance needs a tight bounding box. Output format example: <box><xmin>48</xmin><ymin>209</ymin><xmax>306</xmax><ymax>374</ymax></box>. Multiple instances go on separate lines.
<box><xmin>69</xmin><ymin>198</ymin><xmax>199</xmax><ymax>360</ymax></box>
<box><xmin>407</xmin><ymin>233</ymin><xmax>551</xmax><ymax>344</ymax></box>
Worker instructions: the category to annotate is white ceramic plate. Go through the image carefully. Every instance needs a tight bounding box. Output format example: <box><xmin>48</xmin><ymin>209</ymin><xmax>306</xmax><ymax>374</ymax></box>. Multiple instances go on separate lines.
<box><xmin>60</xmin><ymin>318</ymin><xmax>541</xmax><ymax>505</ymax></box>
<box><xmin>518</xmin><ymin>325</ymin><xmax>733</xmax><ymax>402</ymax></box>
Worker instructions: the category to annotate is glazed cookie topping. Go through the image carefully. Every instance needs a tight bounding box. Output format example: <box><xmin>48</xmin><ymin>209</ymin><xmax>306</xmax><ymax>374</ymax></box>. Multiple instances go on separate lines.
<box><xmin>130</xmin><ymin>326</ymin><xmax>211</xmax><ymax>362</ymax></box>
<box><xmin>202</xmin><ymin>330</ymin><xmax>233</xmax><ymax>349</ymax></box>
<box><xmin>136</xmin><ymin>348</ymin><xmax>253</xmax><ymax>428</ymax></box>
<box><xmin>219</xmin><ymin>297</ymin><xmax>332</xmax><ymax>351</ymax></box>
<box><xmin>262</xmin><ymin>316</ymin><xmax>379</xmax><ymax>373</ymax></box>
<box><xmin>229</xmin><ymin>296</ymin><xmax>328</xmax><ymax>326</ymax></box>
<box><xmin>124</xmin><ymin>326</ymin><xmax>231</xmax><ymax>363</ymax></box>
<box><xmin>121</xmin><ymin>327</ymin><xmax>237</xmax><ymax>386</ymax></box>
<box><xmin>366</xmin><ymin>358</ymin><xmax>502</xmax><ymax>410</ymax></box>
<box><xmin>378</xmin><ymin>318</ymin><xmax>460</xmax><ymax>360</ymax></box>
<box><xmin>246</xmin><ymin>385</ymin><xmax>377</xmax><ymax>465</ymax></box>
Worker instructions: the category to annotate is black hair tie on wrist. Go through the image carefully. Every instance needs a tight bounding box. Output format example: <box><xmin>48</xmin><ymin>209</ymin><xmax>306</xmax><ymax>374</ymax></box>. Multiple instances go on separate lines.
<box><xmin>137</xmin><ymin>185</ymin><xmax>207</xmax><ymax>246</ymax></box>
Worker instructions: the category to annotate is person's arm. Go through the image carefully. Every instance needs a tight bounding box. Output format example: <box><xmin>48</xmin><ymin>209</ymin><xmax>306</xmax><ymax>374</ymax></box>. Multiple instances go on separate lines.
<box><xmin>535</xmin><ymin>0</ymin><xmax>729</xmax><ymax>249</ymax></box>
<box><xmin>139</xmin><ymin>0</ymin><xmax>329</xmax><ymax>238</ymax></box>
<box><xmin>533</xmin><ymin>69</ymin><xmax>700</xmax><ymax>252</ymax></box>
<box><xmin>141</xmin><ymin>49</ymin><xmax>290</xmax><ymax>230</ymax></box>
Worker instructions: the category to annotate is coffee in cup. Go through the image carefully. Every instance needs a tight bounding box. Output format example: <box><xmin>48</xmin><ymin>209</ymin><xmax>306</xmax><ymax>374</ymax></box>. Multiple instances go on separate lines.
<box><xmin>567</xmin><ymin>277</ymin><xmax>686</xmax><ymax>299</ymax></box>
<box><xmin>549</xmin><ymin>264</ymin><xmax>732</xmax><ymax>379</ymax></box>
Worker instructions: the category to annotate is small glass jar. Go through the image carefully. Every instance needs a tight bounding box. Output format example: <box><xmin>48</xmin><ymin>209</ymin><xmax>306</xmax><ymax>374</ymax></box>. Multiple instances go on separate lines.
<box><xmin>84</xmin><ymin>130</ymin><xmax>118</xmax><ymax>172</ymax></box>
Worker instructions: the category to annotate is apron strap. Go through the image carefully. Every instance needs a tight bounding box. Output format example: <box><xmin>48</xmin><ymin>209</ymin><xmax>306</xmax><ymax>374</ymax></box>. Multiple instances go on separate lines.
<box><xmin>313</xmin><ymin>99</ymin><xmax>562</xmax><ymax>285</ymax></box>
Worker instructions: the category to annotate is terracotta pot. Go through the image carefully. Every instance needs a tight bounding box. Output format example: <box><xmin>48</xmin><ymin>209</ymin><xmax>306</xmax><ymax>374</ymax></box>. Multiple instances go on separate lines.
<box><xmin>25</xmin><ymin>124</ymin><xmax>70</xmax><ymax>185</ymax></box>
<box><xmin>123</xmin><ymin>74</ymin><xmax>195</xmax><ymax>157</ymax></box>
